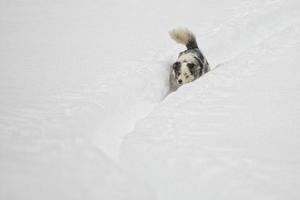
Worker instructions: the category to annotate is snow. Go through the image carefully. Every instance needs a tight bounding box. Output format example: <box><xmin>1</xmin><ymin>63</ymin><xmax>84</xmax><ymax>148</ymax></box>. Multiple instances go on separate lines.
<box><xmin>120</xmin><ymin>23</ymin><xmax>300</xmax><ymax>200</ymax></box>
<box><xmin>1</xmin><ymin>0</ymin><xmax>300</xmax><ymax>199</ymax></box>
<box><xmin>0</xmin><ymin>139</ymin><xmax>155</xmax><ymax>200</ymax></box>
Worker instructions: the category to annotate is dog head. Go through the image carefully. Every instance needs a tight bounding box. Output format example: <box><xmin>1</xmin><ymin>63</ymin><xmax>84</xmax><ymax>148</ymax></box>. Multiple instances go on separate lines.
<box><xmin>172</xmin><ymin>54</ymin><xmax>201</xmax><ymax>86</ymax></box>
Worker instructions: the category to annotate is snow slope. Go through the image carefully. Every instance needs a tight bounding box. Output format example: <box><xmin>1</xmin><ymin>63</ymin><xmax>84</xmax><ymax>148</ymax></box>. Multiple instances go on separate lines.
<box><xmin>120</xmin><ymin>23</ymin><xmax>300</xmax><ymax>199</ymax></box>
<box><xmin>0</xmin><ymin>139</ymin><xmax>155</xmax><ymax>200</ymax></box>
<box><xmin>1</xmin><ymin>0</ymin><xmax>300</xmax><ymax>199</ymax></box>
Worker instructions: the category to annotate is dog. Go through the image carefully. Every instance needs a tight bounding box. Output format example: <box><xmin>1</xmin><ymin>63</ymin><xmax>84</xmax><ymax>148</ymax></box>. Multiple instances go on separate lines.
<box><xmin>169</xmin><ymin>27</ymin><xmax>210</xmax><ymax>91</ymax></box>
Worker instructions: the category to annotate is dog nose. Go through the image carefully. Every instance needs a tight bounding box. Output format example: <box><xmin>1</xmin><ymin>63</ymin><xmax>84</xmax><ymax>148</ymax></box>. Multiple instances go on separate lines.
<box><xmin>178</xmin><ymin>79</ymin><xmax>182</xmax><ymax>84</ymax></box>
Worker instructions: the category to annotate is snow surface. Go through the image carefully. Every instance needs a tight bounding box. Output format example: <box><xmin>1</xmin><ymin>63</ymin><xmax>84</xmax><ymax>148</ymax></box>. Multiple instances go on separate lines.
<box><xmin>1</xmin><ymin>0</ymin><xmax>300</xmax><ymax>199</ymax></box>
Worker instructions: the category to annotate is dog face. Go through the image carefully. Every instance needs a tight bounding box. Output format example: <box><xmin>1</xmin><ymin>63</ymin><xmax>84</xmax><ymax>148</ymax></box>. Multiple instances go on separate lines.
<box><xmin>172</xmin><ymin>61</ymin><xmax>196</xmax><ymax>85</ymax></box>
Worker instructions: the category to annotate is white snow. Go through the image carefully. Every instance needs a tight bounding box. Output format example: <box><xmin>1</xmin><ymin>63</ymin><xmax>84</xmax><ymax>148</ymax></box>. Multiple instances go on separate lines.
<box><xmin>1</xmin><ymin>0</ymin><xmax>300</xmax><ymax>199</ymax></box>
<box><xmin>120</xmin><ymin>23</ymin><xmax>300</xmax><ymax>200</ymax></box>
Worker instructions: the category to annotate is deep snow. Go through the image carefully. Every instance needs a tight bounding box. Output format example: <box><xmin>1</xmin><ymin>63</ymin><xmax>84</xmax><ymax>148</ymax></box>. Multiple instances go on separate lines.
<box><xmin>120</xmin><ymin>23</ymin><xmax>300</xmax><ymax>200</ymax></box>
<box><xmin>1</xmin><ymin>0</ymin><xmax>300</xmax><ymax>199</ymax></box>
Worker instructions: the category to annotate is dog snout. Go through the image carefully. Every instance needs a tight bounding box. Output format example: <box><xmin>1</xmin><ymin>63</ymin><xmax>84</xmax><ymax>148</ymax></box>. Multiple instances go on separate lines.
<box><xmin>178</xmin><ymin>79</ymin><xmax>183</xmax><ymax>84</ymax></box>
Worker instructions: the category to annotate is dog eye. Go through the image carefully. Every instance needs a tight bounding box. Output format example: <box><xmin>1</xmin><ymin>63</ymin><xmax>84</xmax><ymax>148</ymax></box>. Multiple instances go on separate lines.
<box><xmin>187</xmin><ymin>63</ymin><xmax>195</xmax><ymax>69</ymax></box>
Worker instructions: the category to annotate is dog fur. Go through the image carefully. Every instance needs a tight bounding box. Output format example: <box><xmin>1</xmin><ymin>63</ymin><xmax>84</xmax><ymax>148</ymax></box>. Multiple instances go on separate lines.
<box><xmin>169</xmin><ymin>27</ymin><xmax>210</xmax><ymax>91</ymax></box>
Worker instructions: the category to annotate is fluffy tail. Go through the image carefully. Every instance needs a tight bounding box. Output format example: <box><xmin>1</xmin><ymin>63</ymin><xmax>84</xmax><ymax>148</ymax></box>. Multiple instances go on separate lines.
<box><xmin>169</xmin><ymin>27</ymin><xmax>198</xmax><ymax>50</ymax></box>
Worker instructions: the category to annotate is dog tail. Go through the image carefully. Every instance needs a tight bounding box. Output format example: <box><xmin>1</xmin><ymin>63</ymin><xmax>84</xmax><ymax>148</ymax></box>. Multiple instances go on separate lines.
<box><xmin>169</xmin><ymin>27</ymin><xmax>198</xmax><ymax>50</ymax></box>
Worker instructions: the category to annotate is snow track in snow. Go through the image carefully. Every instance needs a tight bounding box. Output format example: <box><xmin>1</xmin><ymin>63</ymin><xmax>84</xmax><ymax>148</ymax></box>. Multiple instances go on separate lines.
<box><xmin>119</xmin><ymin>22</ymin><xmax>300</xmax><ymax>200</ymax></box>
<box><xmin>1</xmin><ymin>0</ymin><xmax>300</xmax><ymax>199</ymax></box>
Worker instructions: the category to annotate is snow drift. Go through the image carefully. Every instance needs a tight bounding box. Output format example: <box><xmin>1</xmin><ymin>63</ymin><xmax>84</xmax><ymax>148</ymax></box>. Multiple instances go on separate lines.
<box><xmin>1</xmin><ymin>0</ymin><xmax>299</xmax><ymax>199</ymax></box>
<box><xmin>120</xmin><ymin>23</ymin><xmax>300</xmax><ymax>200</ymax></box>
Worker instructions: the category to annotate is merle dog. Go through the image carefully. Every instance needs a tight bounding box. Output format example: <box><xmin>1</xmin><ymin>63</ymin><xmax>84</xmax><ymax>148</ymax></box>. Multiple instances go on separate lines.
<box><xmin>169</xmin><ymin>27</ymin><xmax>210</xmax><ymax>91</ymax></box>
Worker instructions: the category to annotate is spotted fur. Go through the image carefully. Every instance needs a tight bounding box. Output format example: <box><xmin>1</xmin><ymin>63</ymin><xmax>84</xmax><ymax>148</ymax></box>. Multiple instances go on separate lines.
<box><xmin>169</xmin><ymin>27</ymin><xmax>210</xmax><ymax>90</ymax></box>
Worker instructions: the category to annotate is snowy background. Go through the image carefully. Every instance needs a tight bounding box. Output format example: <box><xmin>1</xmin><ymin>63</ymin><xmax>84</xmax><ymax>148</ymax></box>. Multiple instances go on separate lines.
<box><xmin>1</xmin><ymin>0</ymin><xmax>300</xmax><ymax>199</ymax></box>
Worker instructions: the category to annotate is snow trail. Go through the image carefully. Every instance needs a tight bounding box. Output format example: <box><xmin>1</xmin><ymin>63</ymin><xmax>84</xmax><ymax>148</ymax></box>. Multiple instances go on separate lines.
<box><xmin>1</xmin><ymin>0</ymin><xmax>300</xmax><ymax>199</ymax></box>
<box><xmin>119</xmin><ymin>22</ymin><xmax>300</xmax><ymax>200</ymax></box>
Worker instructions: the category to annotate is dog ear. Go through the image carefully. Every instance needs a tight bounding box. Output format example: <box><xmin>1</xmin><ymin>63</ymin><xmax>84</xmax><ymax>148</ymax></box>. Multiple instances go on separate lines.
<box><xmin>173</xmin><ymin>62</ymin><xmax>180</xmax><ymax>70</ymax></box>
